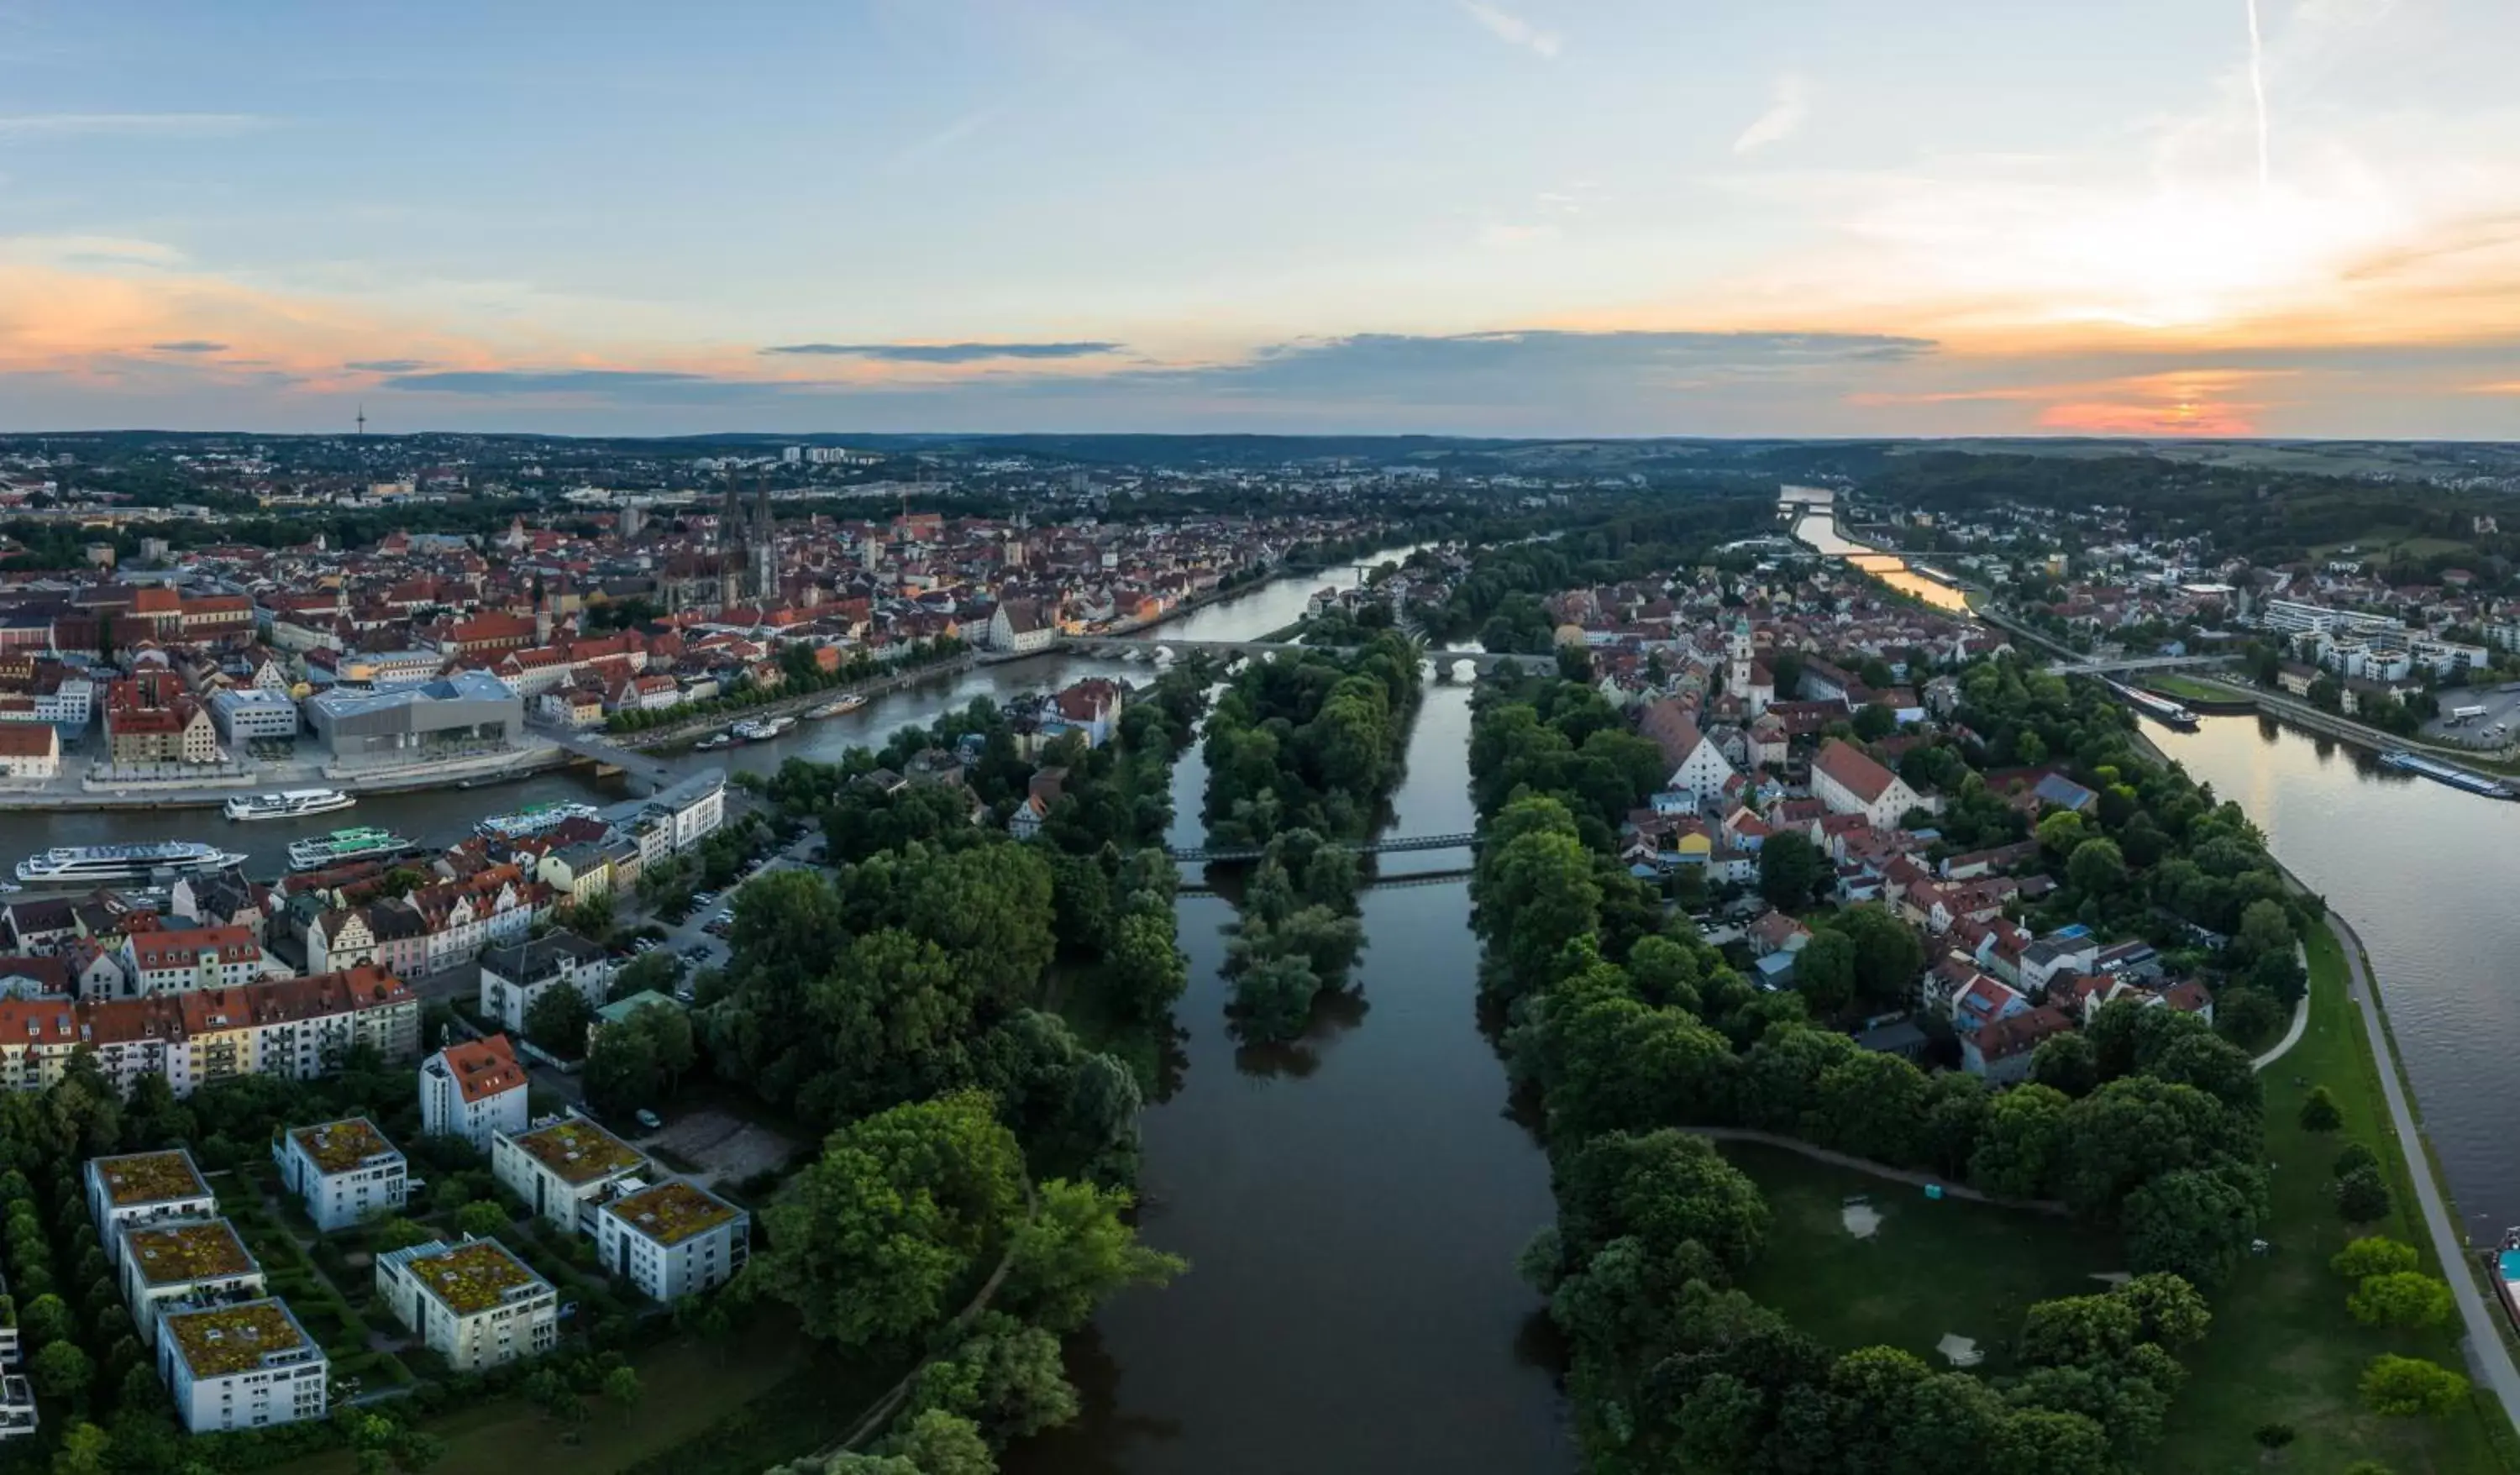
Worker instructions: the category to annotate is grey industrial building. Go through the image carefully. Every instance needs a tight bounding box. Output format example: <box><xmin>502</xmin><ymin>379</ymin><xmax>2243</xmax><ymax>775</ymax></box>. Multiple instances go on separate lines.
<box><xmin>303</xmin><ymin>670</ymin><xmax>522</xmax><ymax>769</ymax></box>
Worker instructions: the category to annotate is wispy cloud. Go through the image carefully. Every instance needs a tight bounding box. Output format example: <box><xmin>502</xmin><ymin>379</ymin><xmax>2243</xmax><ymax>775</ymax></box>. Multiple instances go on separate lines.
<box><xmin>885</xmin><ymin>106</ymin><xmax>1006</xmax><ymax>173</ymax></box>
<box><xmin>759</xmin><ymin>341</ymin><xmax>1122</xmax><ymax>363</ymax></box>
<box><xmin>1459</xmin><ymin>2</ymin><xmax>1560</xmax><ymax>59</ymax></box>
<box><xmin>1733</xmin><ymin>75</ymin><xmax>1809</xmax><ymax>155</ymax></box>
<box><xmin>0</xmin><ymin>113</ymin><xmax>271</xmax><ymax>140</ymax></box>
<box><xmin>381</xmin><ymin>369</ymin><xmax>717</xmax><ymax>396</ymax></box>
<box><xmin>344</xmin><ymin>359</ymin><xmax>432</xmax><ymax>373</ymax></box>
<box><xmin>149</xmin><ymin>340</ymin><xmax>228</xmax><ymax>354</ymax></box>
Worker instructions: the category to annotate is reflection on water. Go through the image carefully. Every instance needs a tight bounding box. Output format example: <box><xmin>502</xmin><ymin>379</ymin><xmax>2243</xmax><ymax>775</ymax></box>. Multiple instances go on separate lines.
<box><xmin>1010</xmin><ymin>684</ymin><xmax>1569</xmax><ymax>1475</ymax></box>
<box><xmin>2153</xmin><ymin>714</ymin><xmax>2520</xmax><ymax>1238</ymax></box>
<box><xmin>1782</xmin><ymin>498</ymin><xmax>1970</xmax><ymax>614</ymax></box>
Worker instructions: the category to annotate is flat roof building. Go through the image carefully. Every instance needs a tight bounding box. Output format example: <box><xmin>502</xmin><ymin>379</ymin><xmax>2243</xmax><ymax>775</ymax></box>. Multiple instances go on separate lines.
<box><xmin>303</xmin><ymin>669</ymin><xmax>520</xmax><ymax>770</ymax></box>
<box><xmin>492</xmin><ymin>1115</ymin><xmax>647</xmax><ymax>1236</ymax></box>
<box><xmin>274</xmin><ymin>1117</ymin><xmax>407</xmax><ymax>1232</ymax></box>
<box><xmin>374</xmin><ymin>1236</ymin><xmax>558</xmax><ymax>1373</ymax></box>
<box><xmin>118</xmin><ymin>1217</ymin><xmax>265</xmax><ymax>1346</ymax></box>
<box><xmin>86</xmin><ymin>1150</ymin><xmax>216</xmax><ymax>1269</ymax></box>
<box><xmin>156</xmin><ymin>1297</ymin><xmax>327</xmax><ymax>1434</ymax></box>
<box><xmin>596</xmin><ymin>1180</ymin><xmax>750</xmax><ymax>1302</ymax></box>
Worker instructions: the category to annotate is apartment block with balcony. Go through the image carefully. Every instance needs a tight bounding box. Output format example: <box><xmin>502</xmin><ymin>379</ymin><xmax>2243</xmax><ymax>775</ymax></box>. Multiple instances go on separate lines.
<box><xmin>86</xmin><ymin>1150</ymin><xmax>217</xmax><ymax>1270</ymax></box>
<box><xmin>117</xmin><ymin>1217</ymin><xmax>265</xmax><ymax>1347</ymax></box>
<box><xmin>374</xmin><ymin>1237</ymin><xmax>558</xmax><ymax>1372</ymax></box>
<box><xmin>156</xmin><ymin>1298</ymin><xmax>328</xmax><ymax>1434</ymax></box>
<box><xmin>274</xmin><ymin>1117</ymin><xmax>407</xmax><ymax>1232</ymax></box>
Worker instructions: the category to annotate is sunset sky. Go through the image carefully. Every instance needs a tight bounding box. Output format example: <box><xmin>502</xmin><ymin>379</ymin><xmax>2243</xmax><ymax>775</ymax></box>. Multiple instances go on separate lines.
<box><xmin>3</xmin><ymin>0</ymin><xmax>2516</xmax><ymax>438</ymax></box>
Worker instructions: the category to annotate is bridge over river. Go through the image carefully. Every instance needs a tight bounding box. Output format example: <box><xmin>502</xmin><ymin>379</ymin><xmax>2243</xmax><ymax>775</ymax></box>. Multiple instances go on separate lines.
<box><xmin>1063</xmin><ymin>636</ymin><xmax>1526</xmax><ymax>675</ymax></box>
<box><xmin>1167</xmin><ymin>831</ymin><xmax>1478</xmax><ymax>864</ymax></box>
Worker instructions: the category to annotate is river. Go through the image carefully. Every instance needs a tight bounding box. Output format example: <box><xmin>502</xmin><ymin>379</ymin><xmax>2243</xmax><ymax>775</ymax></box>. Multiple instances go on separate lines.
<box><xmin>0</xmin><ymin>546</ymin><xmax>1572</xmax><ymax>1475</ymax></box>
<box><xmin>1780</xmin><ymin>486</ymin><xmax>1971</xmax><ymax>613</ymax></box>
<box><xmin>2150</xmin><ymin>714</ymin><xmax>2520</xmax><ymax>1239</ymax></box>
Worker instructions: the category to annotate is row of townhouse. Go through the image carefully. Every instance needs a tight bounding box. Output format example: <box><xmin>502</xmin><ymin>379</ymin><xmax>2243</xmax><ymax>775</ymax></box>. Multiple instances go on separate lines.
<box><xmin>0</xmin><ymin>966</ymin><xmax>418</xmax><ymax>1098</ymax></box>
<box><xmin>304</xmin><ymin>863</ymin><xmax>544</xmax><ymax>977</ymax></box>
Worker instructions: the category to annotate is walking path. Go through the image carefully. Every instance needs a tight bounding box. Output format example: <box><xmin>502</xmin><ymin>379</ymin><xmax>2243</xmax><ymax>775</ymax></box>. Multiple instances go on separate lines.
<box><xmin>2250</xmin><ymin>942</ymin><xmax>2313</xmax><ymax>1071</ymax></box>
<box><xmin>1681</xmin><ymin>1126</ymin><xmax>2068</xmax><ymax>1216</ymax></box>
<box><xmin>2327</xmin><ymin>913</ymin><xmax>2520</xmax><ymax>1421</ymax></box>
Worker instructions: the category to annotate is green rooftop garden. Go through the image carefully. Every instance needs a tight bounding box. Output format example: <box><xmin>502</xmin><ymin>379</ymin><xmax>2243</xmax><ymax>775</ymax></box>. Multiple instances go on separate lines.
<box><xmin>606</xmin><ymin>1182</ymin><xmax>738</xmax><ymax>1247</ymax></box>
<box><xmin>95</xmin><ymin>1150</ymin><xmax>208</xmax><ymax>1207</ymax></box>
<box><xmin>291</xmin><ymin>1117</ymin><xmax>398</xmax><ymax>1175</ymax></box>
<box><xmin>408</xmin><ymin>1239</ymin><xmax>549</xmax><ymax>1316</ymax></box>
<box><xmin>126</xmin><ymin>1219</ymin><xmax>257</xmax><ymax>1285</ymax></box>
<box><xmin>165</xmin><ymin>1299</ymin><xmax>312</xmax><ymax>1378</ymax></box>
<box><xmin>514</xmin><ymin>1119</ymin><xmax>643</xmax><ymax>1185</ymax></box>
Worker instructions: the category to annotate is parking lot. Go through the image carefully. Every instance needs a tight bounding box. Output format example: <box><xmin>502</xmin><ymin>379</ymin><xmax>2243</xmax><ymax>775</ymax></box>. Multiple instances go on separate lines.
<box><xmin>635</xmin><ymin>1104</ymin><xmax>801</xmax><ymax>1189</ymax></box>
<box><xmin>2420</xmin><ymin>684</ymin><xmax>2520</xmax><ymax>748</ymax></box>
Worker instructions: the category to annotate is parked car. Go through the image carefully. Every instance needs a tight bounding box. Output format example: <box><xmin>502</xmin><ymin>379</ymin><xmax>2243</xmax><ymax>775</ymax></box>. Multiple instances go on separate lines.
<box><xmin>634</xmin><ymin>1109</ymin><xmax>663</xmax><ymax>1131</ymax></box>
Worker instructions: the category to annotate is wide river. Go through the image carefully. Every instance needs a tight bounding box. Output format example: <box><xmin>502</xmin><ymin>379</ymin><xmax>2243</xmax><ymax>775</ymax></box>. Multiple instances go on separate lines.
<box><xmin>2152</xmin><ymin>715</ymin><xmax>2520</xmax><ymax>1238</ymax></box>
<box><xmin>0</xmin><ymin>550</ymin><xmax>1576</xmax><ymax>1474</ymax></box>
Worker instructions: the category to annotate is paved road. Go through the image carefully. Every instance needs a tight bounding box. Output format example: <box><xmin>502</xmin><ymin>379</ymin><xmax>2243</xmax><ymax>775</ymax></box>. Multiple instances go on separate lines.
<box><xmin>2328</xmin><ymin>913</ymin><xmax>2520</xmax><ymax>1420</ymax></box>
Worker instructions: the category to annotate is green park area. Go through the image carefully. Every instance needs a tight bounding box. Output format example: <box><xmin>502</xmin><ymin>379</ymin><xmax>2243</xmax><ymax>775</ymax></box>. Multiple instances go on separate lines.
<box><xmin>276</xmin><ymin>1320</ymin><xmax>894</xmax><ymax>1475</ymax></box>
<box><xmin>2141</xmin><ymin>672</ymin><xmax>2248</xmax><ymax>706</ymax></box>
<box><xmin>1720</xmin><ymin>1141</ymin><xmax>2120</xmax><ymax>1375</ymax></box>
<box><xmin>2154</xmin><ymin>927</ymin><xmax>2518</xmax><ymax>1475</ymax></box>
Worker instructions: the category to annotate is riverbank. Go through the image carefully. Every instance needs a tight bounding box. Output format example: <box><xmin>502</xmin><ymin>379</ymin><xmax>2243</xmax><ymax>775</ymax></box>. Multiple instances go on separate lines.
<box><xmin>2155</xmin><ymin>922</ymin><xmax>2520</xmax><ymax>1473</ymax></box>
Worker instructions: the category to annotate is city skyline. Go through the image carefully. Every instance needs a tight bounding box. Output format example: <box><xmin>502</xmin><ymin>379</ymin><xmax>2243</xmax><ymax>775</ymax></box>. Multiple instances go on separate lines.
<box><xmin>3</xmin><ymin>0</ymin><xmax>2516</xmax><ymax>438</ymax></box>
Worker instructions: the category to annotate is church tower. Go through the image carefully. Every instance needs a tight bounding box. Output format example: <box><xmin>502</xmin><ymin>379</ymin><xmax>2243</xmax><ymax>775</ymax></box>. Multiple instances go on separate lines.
<box><xmin>750</xmin><ymin>479</ymin><xmax>776</xmax><ymax>601</ymax></box>
<box><xmin>1727</xmin><ymin>615</ymin><xmax>1753</xmax><ymax>695</ymax></box>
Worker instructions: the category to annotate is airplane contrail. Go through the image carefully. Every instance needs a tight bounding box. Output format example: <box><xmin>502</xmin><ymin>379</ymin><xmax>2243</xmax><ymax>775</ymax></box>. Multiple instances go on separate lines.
<box><xmin>2244</xmin><ymin>0</ymin><xmax>2271</xmax><ymax>193</ymax></box>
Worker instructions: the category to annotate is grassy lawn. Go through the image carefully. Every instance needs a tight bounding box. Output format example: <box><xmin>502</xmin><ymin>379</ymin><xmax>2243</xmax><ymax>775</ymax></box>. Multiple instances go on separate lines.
<box><xmin>2143</xmin><ymin>672</ymin><xmax>2250</xmax><ymax>705</ymax></box>
<box><xmin>1719</xmin><ymin>1141</ymin><xmax>2122</xmax><ymax>1374</ymax></box>
<box><xmin>2153</xmin><ymin>926</ymin><xmax>2519</xmax><ymax>1475</ymax></box>
<box><xmin>275</xmin><ymin>1320</ymin><xmax>878</xmax><ymax>1475</ymax></box>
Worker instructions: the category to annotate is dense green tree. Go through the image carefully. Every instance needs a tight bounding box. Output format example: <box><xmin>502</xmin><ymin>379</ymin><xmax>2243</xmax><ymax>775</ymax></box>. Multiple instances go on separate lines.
<box><xmin>2299</xmin><ymin>1085</ymin><xmax>2344</xmax><ymax>1132</ymax></box>
<box><xmin>1757</xmin><ymin>832</ymin><xmax>1830</xmax><ymax>909</ymax></box>
<box><xmin>900</xmin><ymin>1314</ymin><xmax>1078</xmax><ymax>1446</ymax></box>
<box><xmin>1558</xmin><ymin>1129</ymin><xmax>1770</xmax><ymax>1274</ymax></box>
<box><xmin>1793</xmin><ymin>930</ymin><xmax>1858</xmax><ymax>1016</ymax></box>
<box><xmin>2360</xmin><ymin>1355</ymin><xmax>2470</xmax><ymax>1418</ymax></box>
<box><xmin>29</xmin><ymin>1338</ymin><xmax>91</xmax><ymax>1398</ymax></box>
<box><xmin>522</xmin><ymin>985</ymin><xmax>596</xmax><ymax>1058</ymax></box>
<box><xmin>2029</xmin><ymin>1033</ymin><xmax>2100</xmax><ymax>1098</ymax></box>
<box><xmin>2066</xmin><ymin>837</ymin><xmax>2127</xmax><ymax>896</ymax></box>
<box><xmin>2123</xmin><ymin>1168</ymin><xmax>2260</xmax><ymax>1289</ymax></box>
<box><xmin>1831</xmin><ymin>904</ymin><xmax>1927</xmax><ymax>1007</ymax></box>
<box><xmin>998</xmin><ymin>1179</ymin><xmax>1184</xmax><ymax>1334</ymax></box>
<box><xmin>2349</xmin><ymin>1273</ymin><xmax>2454</xmax><ymax>1329</ymax></box>
<box><xmin>748</xmin><ymin>1093</ymin><xmax>1026</xmax><ymax>1349</ymax></box>
<box><xmin>1969</xmin><ymin>1084</ymin><xmax>2072</xmax><ymax>1201</ymax></box>
<box><xmin>2335</xmin><ymin>1165</ymin><xmax>2393</xmax><ymax>1224</ymax></box>
<box><xmin>2331</xmin><ymin>1236</ymin><xmax>2418</xmax><ymax>1279</ymax></box>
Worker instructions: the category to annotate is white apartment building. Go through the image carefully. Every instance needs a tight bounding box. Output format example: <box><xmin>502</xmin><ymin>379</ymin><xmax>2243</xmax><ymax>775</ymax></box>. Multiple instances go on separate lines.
<box><xmin>478</xmin><ymin>933</ymin><xmax>613</xmax><ymax>1037</ymax></box>
<box><xmin>116</xmin><ymin>926</ymin><xmax>272</xmax><ymax>998</ymax></box>
<box><xmin>595</xmin><ymin>1181</ymin><xmax>751</xmax><ymax>1301</ymax></box>
<box><xmin>419</xmin><ymin>1034</ymin><xmax>530</xmax><ymax>1152</ymax></box>
<box><xmin>374</xmin><ymin>1237</ymin><xmax>559</xmax><ymax>1372</ymax></box>
<box><xmin>492</xmin><ymin>1116</ymin><xmax>648</xmax><ymax>1236</ymax></box>
<box><xmin>210</xmin><ymin>689</ymin><xmax>302</xmax><ymax>743</ymax></box>
<box><xmin>156</xmin><ymin>1298</ymin><xmax>328</xmax><ymax>1434</ymax></box>
<box><xmin>273</xmin><ymin>1117</ymin><xmax>407</xmax><ymax>1232</ymax></box>
<box><xmin>87</xmin><ymin>1150</ymin><xmax>218</xmax><ymax>1269</ymax></box>
<box><xmin>118</xmin><ymin>1217</ymin><xmax>265</xmax><ymax>1347</ymax></box>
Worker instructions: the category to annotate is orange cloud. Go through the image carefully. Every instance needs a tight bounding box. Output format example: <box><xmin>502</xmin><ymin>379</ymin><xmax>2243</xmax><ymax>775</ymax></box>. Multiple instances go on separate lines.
<box><xmin>2037</xmin><ymin>399</ymin><xmax>2262</xmax><ymax>437</ymax></box>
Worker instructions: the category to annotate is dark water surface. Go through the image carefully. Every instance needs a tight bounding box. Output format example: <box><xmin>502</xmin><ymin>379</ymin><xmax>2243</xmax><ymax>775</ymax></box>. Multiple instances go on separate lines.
<box><xmin>1009</xmin><ymin>680</ymin><xmax>1570</xmax><ymax>1475</ymax></box>
<box><xmin>2151</xmin><ymin>714</ymin><xmax>2520</xmax><ymax>1238</ymax></box>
